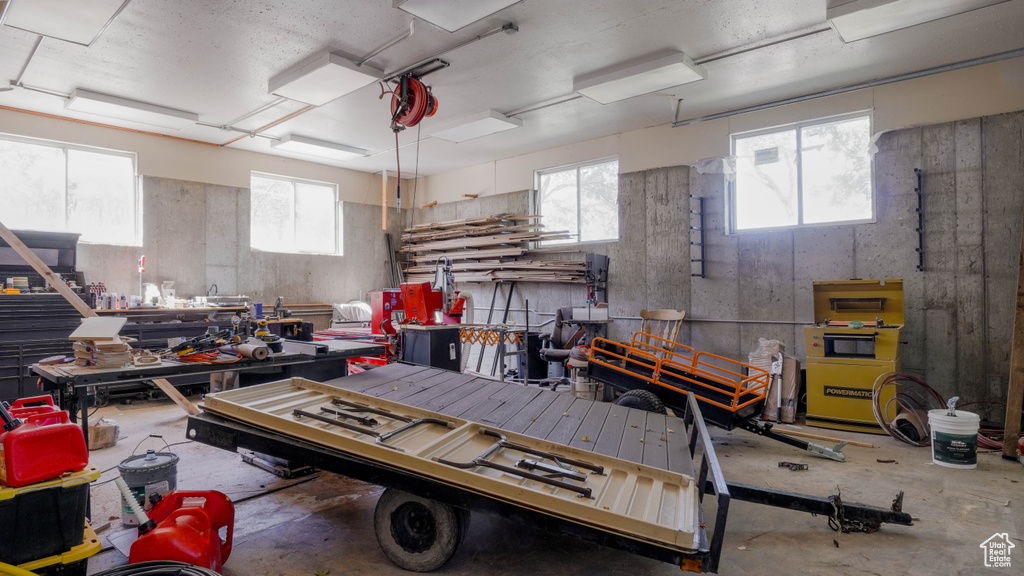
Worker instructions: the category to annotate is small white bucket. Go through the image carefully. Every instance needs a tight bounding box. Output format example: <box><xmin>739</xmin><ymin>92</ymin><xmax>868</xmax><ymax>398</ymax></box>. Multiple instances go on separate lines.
<box><xmin>928</xmin><ymin>409</ymin><xmax>980</xmax><ymax>469</ymax></box>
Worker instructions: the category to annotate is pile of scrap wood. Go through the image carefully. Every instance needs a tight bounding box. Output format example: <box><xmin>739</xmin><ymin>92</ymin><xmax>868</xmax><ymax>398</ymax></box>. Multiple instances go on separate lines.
<box><xmin>400</xmin><ymin>214</ymin><xmax>586</xmax><ymax>283</ymax></box>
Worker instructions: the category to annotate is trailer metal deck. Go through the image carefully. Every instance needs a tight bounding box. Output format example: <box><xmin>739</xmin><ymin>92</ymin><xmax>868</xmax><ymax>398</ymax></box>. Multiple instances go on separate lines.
<box><xmin>187</xmin><ymin>362</ymin><xmax>731</xmax><ymax>572</ymax></box>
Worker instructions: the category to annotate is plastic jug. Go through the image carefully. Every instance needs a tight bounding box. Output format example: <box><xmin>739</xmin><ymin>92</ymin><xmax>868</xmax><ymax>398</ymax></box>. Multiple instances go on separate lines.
<box><xmin>7</xmin><ymin>396</ymin><xmax>62</xmax><ymax>425</ymax></box>
<box><xmin>129</xmin><ymin>490</ymin><xmax>234</xmax><ymax>571</ymax></box>
<box><xmin>0</xmin><ymin>408</ymin><xmax>89</xmax><ymax>487</ymax></box>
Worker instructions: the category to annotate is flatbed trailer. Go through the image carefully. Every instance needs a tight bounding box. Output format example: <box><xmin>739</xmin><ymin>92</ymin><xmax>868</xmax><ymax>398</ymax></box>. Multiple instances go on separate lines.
<box><xmin>185</xmin><ymin>363</ymin><xmax>911</xmax><ymax>573</ymax></box>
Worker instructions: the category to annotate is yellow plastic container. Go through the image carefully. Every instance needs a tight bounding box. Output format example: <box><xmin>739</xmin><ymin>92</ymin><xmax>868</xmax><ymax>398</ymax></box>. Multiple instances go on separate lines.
<box><xmin>17</xmin><ymin>522</ymin><xmax>101</xmax><ymax>576</ymax></box>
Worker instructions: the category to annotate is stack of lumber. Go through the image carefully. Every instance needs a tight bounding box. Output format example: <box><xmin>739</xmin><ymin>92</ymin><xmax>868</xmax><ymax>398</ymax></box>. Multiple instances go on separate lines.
<box><xmin>400</xmin><ymin>214</ymin><xmax>586</xmax><ymax>284</ymax></box>
<box><xmin>73</xmin><ymin>338</ymin><xmax>131</xmax><ymax>368</ymax></box>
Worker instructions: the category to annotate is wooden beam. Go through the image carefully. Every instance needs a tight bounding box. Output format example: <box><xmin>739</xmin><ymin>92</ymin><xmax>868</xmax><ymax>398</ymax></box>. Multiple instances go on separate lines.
<box><xmin>418</xmin><ymin>201</ymin><xmax>437</xmax><ymax>209</ymax></box>
<box><xmin>1004</xmin><ymin>206</ymin><xmax>1024</xmax><ymax>458</ymax></box>
<box><xmin>0</xmin><ymin>219</ymin><xmax>200</xmax><ymax>416</ymax></box>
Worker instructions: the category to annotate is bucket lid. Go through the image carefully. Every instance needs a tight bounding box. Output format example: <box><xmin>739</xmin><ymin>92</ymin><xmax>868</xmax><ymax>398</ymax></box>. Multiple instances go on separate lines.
<box><xmin>118</xmin><ymin>450</ymin><xmax>179</xmax><ymax>472</ymax></box>
<box><xmin>927</xmin><ymin>409</ymin><xmax>980</xmax><ymax>422</ymax></box>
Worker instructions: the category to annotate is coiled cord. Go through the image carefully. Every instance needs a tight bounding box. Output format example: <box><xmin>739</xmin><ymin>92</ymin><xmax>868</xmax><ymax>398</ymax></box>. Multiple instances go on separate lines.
<box><xmin>91</xmin><ymin>561</ymin><xmax>220</xmax><ymax>576</ymax></box>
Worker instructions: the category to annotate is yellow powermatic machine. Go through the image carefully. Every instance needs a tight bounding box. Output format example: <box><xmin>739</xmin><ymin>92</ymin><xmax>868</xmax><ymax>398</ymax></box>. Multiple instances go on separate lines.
<box><xmin>803</xmin><ymin>279</ymin><xmax>903</xmax><ymax>434</ymax></box>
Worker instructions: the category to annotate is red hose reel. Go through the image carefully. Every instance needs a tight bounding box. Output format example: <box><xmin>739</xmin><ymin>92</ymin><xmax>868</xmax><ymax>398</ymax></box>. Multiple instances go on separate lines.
<box><xmin>385</xmin><ymin>75</ymin><xmax>437</xmax><ymax>132</ymax></box>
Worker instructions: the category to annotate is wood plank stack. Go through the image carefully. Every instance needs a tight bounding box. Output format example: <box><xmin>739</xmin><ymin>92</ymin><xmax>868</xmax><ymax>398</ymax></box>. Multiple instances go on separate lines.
<box><xmin>73</xmin><ymin>338</ymin><xmax>131</xmax><ymax>368</ymax></box>
<box><xmin>400</xmin><ymin>214</ymin><xmax>587</xmax><ymax>284</ymax></box>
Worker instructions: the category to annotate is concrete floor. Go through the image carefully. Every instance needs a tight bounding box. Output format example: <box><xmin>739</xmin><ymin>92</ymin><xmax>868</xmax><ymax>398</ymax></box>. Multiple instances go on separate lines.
<box><xmin>84</xmin><ymin>392</ymin><xmax>1023</xmax><ymax>576</ymax></box>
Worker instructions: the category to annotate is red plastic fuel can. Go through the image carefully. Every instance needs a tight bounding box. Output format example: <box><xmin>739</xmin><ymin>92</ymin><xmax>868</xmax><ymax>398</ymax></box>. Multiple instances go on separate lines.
<box><xmin>0</xmin><ymin>410</ymin><xmax>89</xmax><ymax>487</ymax></box>
<box><xmin>129</xmin><ymin>490</ymin><xmax>234</xmax><ymax>572</ymax></box>
<box><xmin>7</xmin><ymin>395</ymin><xmax>61</xmax><ymax>424</ymax></box>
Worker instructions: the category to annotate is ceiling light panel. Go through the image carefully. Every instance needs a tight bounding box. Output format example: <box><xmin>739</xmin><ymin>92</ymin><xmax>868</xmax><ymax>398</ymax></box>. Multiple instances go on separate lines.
<box><xmin>827</xmin><ymin>0</ymin><xmax>1012</xmax><ymax>43</ymax></box>
<box><xmin>393</xmin><ymin>0</ymin><xmax>522</xmax><ymax>32</ymax></box>
<box><xmin>272</xmin><ymin>135</ymin><xmax>368</xmax><ymax>161</ymax></box>
<box><xmin>574</xmin><ymin>51</ymin><xmax>706</xmax><ymax>105</ymax></box>
<box><xmin>431</xmin><ymin>110</ymin><xmax>522</xmax><ymax>143</ymax></box>
<box><xmin>269</xmin><ymin>52</ymin><xmax>383</xmax><ymax>106</ymax></box>
<box><xmin>65</xmin><ymin>89</ymin><xmax>198</xmax><ymax>130</ymax></box>
<box><xmin>1</xmin><ymin>0</ymin><xmax>128</xmax><ymax>46</ymax></box>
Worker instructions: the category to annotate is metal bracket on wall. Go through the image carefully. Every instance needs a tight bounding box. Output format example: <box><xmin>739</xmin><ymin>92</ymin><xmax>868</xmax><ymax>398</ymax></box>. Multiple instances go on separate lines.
<box><xmin>914</xmin><ymin>168</ymin><xmax>924</xmax><ymax>272</ymax></box>
<box><xmin>690</xmin><ymin>195</ymin><xmax>706</xmax><ymax>278</ymax></box>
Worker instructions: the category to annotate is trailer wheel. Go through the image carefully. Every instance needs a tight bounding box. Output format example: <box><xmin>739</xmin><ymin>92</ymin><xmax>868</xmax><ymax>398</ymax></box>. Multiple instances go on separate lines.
<box><xmin>615</xmin><ymin>389</ymin><xmax>667</xmax><ymax>414</ymax></box>
<box><xmin>374</xmin><ymin>489</ymin><xmax>466</xmax><ymax>572</ymax></box>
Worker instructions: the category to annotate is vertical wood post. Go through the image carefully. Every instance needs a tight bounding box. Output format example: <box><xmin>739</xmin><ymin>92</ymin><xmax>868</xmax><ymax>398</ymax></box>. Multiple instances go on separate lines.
<box><xmin>1003</xmin><ymin>210</ymin><xmax>1024</xmax><ymax>459</ymax></box>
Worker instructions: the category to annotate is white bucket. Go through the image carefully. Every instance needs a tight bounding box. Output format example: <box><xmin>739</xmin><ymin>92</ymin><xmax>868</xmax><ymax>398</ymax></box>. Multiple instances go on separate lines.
<box><xmin>928</xmin><ymin>409</ymin><xmax>980</xmax><ymax>469</ymax></box>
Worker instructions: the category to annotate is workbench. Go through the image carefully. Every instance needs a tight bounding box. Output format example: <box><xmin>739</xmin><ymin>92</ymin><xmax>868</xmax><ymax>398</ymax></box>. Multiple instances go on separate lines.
<box><xmin>32</xmin><ymin>340</ymin><xmax>384</xmax><ymax>446</ymax></box>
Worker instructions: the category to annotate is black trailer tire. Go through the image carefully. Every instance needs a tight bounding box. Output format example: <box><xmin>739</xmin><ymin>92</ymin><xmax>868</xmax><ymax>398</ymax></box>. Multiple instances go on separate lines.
<box><xmin>374</xmin><ymin>488</ymin><xmax>465</xmax><ymax>572</ymax></box>
<box><xmin>615</xmin><ymin>389</ymin><xmax>667</xmax><ymax>414</ymax></box>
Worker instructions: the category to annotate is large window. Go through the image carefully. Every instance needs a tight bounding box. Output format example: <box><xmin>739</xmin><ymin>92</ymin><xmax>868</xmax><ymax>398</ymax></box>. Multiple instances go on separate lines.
<box><xmin>537</xmin><ymin>158</ymin><xmax>619</xmax><ymax>244</ymax></box>
<box><xmin>0</xmin><ymin>134</ymin><xmax>140</xmax><ymax>245</ymax></box>
<box><xmin>250</xmin><ymin>172</ymin><xmax>342</xmax><ymax>255</ymax></box>
<box><xmin>730</xmin><ymin>113</ymin><xmax>873</xmax><ymax>232</ymax></box>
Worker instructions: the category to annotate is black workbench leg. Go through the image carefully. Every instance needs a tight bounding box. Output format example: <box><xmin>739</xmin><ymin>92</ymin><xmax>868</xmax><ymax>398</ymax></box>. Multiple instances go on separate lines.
<box><xmin>80</xmin><ymin>391</ymin><xmax>89</xmax><ymax>450</ymax></box>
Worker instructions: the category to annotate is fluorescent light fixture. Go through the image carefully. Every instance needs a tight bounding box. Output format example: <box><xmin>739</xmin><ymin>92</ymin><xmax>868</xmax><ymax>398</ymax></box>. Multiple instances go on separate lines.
<box><xmin>574</xmin><ymin>51</ymin><xmax>706</xmax><ymax>105</ymax></box>
<box><xmin>65</xmin><ymin>89</ymin><xmax>198</xmax><ymax>130</ymax></box>
<box><xmin>1</xmin><ymin>0</ymin><xmax>129</xmax><ymax>46</ymax></box>
<box><xmin>272</xmin><ymin>135</ymin><xmax>368</xmax><ymax>161</ymax></box>
<box><xmin>827</xmin><ymin>0</ymin><xmax>1011</xmax><ymax>43</ymax></box>
<box><xmin>393</xmin><ymin>0</ymin><xmax>522</xmax><ymax>32</ymax></box>
<box><xmin>269</xmin><ymin>51</ymin><xmax>382</xmax><ymax>106</ymax></box>
<box><xmin>430</xmin><ymin>110</ymin><xmax>522</xmax><ymax>143</ymax></box>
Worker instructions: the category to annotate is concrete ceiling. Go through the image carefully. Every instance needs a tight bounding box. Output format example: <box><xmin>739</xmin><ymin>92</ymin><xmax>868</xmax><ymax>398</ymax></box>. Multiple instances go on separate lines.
<box><xmin>1</xmin><ymin>0</ymin><xmax>1022</xmax><ymax>177</ymax></box>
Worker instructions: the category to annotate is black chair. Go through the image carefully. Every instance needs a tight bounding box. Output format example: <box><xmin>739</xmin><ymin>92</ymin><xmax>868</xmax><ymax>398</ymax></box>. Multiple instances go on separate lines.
<box><xmin>538</xmin><ymin>307</ymin><xmax>584</xmax><ymax>387</ymax></box>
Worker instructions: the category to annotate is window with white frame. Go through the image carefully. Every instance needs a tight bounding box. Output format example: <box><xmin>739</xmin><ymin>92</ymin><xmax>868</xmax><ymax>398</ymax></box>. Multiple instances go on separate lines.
<box><xmin>730</xmin><ymin>113</ymin><xmax>874</xmax><ymax>232</ymax></box>
<box><xmin>0</xmin><ymin>134</ymin><xmax>140</xmax><ymax>245</ymax></box>
<box><xmin>537</xmin><ymin>158</ymin><xmax>619</xmax><ymax>244</ymax></box>
<box><xmin>250</xmin><ymin>172</ymin><xmax>342</xmax><ymax>255</ymax></box>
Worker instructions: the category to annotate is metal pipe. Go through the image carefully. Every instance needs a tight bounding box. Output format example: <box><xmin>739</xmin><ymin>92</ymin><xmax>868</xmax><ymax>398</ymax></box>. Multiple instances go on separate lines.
<box><xmin>506</xmin><ymin>93</ymin><xmax>582</xmax><ymax>117</ymax></box>
<box><xmin>469</xmin><ymin>307</ymin><xmax>804</xmax><ymax>325</ymax></box>
<box><xmin>674</xmin><ymin>46</ymin><xmax>1024</xmax><ymax>127</ymax></box>
<box><xmin>692</xmin><ymin>25</ymin><xmax>831</xmax><ymax>66</ymax></box>
<box><xmin>223</xmin><ymin>98</ymin><xmax>288</xmax><ymax>127</ymax></box>
<box><xmin>359</xmin><ymin>20</ymin><xmax>416</xmax><ymax>67</ymax></box>
<box><xmin>220</xmin><ymin>104</ymin><xmax>315</xmax><ymax>147</ymax></box>
<box><xmin>384</xmin><ymin>22</ymin><xmax>517</xmax><ymax>82</ymax></box>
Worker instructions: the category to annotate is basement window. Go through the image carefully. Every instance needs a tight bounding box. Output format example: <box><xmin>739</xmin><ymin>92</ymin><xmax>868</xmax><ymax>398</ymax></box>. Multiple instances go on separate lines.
<box><xmin>250</xmin><ymin>172</ymin><xmax>342</xmax><ymax>256</ymax></box>
<box><xmin>536</xmin><ymin>158</ymin><xmax>619</xmax><ymax>244</ymax></box>
<box><xmin>0</xmin><ymin>133</ymin><xmax>141</xmax><ymax>245</ymax></box>
<box><xmin>729</xmin><ymin>113</ymin><xmax>874</xmax><ymax>232</ymax></box>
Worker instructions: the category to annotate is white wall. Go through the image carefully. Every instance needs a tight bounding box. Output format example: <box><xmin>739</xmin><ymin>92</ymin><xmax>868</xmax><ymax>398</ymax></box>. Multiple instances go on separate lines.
<box><xmin>421</xmin><ymin>56</ymin><xmax>1024</xmax><ymax>202</ymax></box>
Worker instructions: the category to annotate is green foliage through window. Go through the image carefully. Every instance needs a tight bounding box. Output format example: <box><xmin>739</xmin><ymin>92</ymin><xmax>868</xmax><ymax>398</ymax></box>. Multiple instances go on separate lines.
<box><xmin>731</xmin><ymin>114</ymin><xmax>873</xmax><ymax>231</ymax></box>
<box><xmin>250</xmin><ymin>172</ymin><xmax>342</xmax><ymax>256</ymax></box>
<box><xmin>537</xmin><ymin>159</ymin><xmax>619</xmax><ymax>244</ymax></box>
<box><xmin>0</xmin><ymin>134</ymin><xmax>140</xmax><ymax>245</ymax></box>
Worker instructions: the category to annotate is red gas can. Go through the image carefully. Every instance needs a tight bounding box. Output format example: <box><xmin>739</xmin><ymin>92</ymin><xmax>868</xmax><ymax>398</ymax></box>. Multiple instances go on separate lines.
<box><xmin>7</xmin><ymin>396</ymin><xmax>61</xmax><ymax>424</ymax></box>
<box><xmin>0</xmin><ymin>409</ymin><xmax>89</xmax><ymax>488</ymax></box>
<box><xmin>129</xmin><ymin>490</ymin><xmax>234</xmax><ymax>572</ymax></box>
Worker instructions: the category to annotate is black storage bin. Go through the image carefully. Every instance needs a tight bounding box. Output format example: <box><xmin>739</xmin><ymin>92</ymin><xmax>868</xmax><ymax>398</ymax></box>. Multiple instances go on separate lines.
<box><xmin>0</xmin><ymin>467</ymin><xmax>98</xmax><ymax>565</ymax></box>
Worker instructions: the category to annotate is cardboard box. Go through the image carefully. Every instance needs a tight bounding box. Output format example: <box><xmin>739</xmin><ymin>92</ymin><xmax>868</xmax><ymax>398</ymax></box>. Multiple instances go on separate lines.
<box><xmin>87</xmin><ymin>418</ymin><xmax>119</xmax><ymax>450</ymax></box>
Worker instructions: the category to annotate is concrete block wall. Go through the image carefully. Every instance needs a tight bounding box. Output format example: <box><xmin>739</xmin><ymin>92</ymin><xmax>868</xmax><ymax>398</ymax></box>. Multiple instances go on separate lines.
<box><xmin>415</xmin><ymin>110</ymin><xmax>1024</xmax><ymax>416</ymax></box>
<box><xmin>78</xmin><ymin>176</ymin><xmax>404</xmax><ymax>305</ymax></box>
